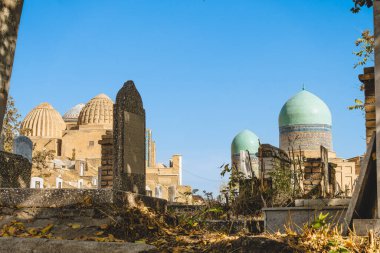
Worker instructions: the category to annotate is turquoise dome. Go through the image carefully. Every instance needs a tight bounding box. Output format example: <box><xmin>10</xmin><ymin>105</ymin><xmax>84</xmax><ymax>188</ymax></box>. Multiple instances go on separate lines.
<box><xmin>279</xmin><ymin>90</ymin><xmax>332</xmax><ymax>127</ymax></box>
<box><xmin>231</xmin><ymin>130</ymin><xmax>260</xmax><ymax>155</ymax></box>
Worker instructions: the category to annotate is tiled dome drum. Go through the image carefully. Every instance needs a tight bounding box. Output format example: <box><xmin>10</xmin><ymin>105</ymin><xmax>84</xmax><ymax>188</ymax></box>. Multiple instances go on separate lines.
<box><xmin>21</xmin><ymin>102</ymin><xmax>66</xmax><ymax>138</ymax></box>
<box><xmin>78</xmin><ymin>94</ymin><xmax>114</xmax><ymax>126</ymax></box>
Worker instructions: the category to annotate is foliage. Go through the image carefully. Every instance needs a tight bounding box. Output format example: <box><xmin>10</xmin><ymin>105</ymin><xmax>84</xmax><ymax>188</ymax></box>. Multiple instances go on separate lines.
<box><xmin>268</xmin><ymin>164</ymin><xmax>295</xmax><ymax>207</ymax></box>
<box><xmin>350</xmin><ymin>0</ymin><xmax>374</xmax><ymax>110</ymax></box>
<box><xmin>0</xmin><ymin>203</ymin><xmax>377</xmax><ymax>252</ymax></box>
<box><xmin>353</xmin><ymin>30</ymin><xmax>374</xmax><ymax>69</ymax></box>
<box><xmin>351</xmin><ymin>0</ymin><xmax>373</xmax><ymax>13</ymax></box>
<box><xmin>32</xmin><ymin>148</ymin><xmax>55</xmax><ymax>176</ymax></box>
<box><xmin>220</xmin><ymin>147</ymin><xmax>304</xmax><ymax>216</ymax></box>
<box><xmin>311</xmin><ymin>212</ymin><xmax>329</xmax><ymax>230</ymax></box>
<box><xmin>175</xmin><ymin>189</ymin><xmax>196</xmax><ymax>204</ymax></box>
<box><xmin>348</xmin><ymin>98</ymin><xmax>366</xmax><ymax>111</ymax></box>
<box><xmin>267</xmin><ymin>213</ymin><xmax>372</xmax><ymax>253</ymax></box>
<box><xmin>1</xmin><ymin>96</ymin><xmax>22</xmax><ymax>152</ymax></box>
<box><xmin>349</xmin><ymin>29</ymin><xmax>374</xmax><ymax>111</ymax></box>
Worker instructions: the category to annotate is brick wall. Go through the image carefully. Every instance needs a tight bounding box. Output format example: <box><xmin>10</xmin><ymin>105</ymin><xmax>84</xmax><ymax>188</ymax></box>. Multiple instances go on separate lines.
<box><xmin>98</xmin><ymin>130</ymin><xmax>113</xmax><ymax>188</ymax></box>
<box><xmin>303</xmin><ymin>158</ymin><xmax>336</xmax><ymax>197</ymax></box>
<box><xmin>359</xmin><ymin>66</ymin><xmax>375</xmax><ymax>144</ymax></box>
<box><xmin>303</xmin><ymin>159</ymin><xmax>322</xmax><ymax>195</ymax></box>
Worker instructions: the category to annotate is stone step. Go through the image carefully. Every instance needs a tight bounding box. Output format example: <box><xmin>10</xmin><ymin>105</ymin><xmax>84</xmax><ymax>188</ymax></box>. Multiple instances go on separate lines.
<box><xmin>0</xmin><ymin>237</ymin><xmax>156</xmax><ymax>253</ymax></box>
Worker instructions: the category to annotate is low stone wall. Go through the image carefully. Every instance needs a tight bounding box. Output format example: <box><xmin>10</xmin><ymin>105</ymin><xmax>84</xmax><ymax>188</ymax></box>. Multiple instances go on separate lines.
<box><xmin>0</xmin><ymin>151</ymin><xmax>31</xmax><ymax>188</ymax></box>
<box><xmin>263</xmin><ymin>206</ymin><xmax>347</xmax><ymax>233</ymax></box>
<box><xmin>0</xmin><ymin>188</ymin><xmax>167</xmax><ymax>213</ymax></box>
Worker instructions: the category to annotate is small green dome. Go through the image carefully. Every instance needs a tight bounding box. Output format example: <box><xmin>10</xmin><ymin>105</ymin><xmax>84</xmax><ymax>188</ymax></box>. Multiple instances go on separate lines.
<box><xmin>231</xmin><ymin>130</ymin><xmax>260</xmax><ymax>155</ymax></box>
<box><xmin>279</xmin><ymin>90</ymin><xmax>332</xmax><ymax>127</ymax></box>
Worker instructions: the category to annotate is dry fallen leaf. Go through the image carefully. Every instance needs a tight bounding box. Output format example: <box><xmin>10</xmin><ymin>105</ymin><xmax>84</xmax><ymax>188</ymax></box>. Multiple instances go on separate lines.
<box><xmin>99</xmin><ymin>224</ymin><xmax>108</xmax><ymax>230</ymax></box>
<box><xmin>71</xmin><ymin>224</ymin><xmax>81</xmax><ymax>229</ymax></box>
<box><xmin>41</xmin><ymin>224</ymin><xmax>54</xmax><ymax>235</ymax></box>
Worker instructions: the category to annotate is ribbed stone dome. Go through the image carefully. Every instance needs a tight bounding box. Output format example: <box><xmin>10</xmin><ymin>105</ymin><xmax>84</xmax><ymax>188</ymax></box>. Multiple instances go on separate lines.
<box><xmin>231</xmin><ymin>130</ymin><xmax>260</xmax><ymax>155</ymax></box>
<box><xmin>279</xmin><ymin>90</ymin><xmax>332</xmax><ymax>127</ymax></box>
<box><xmin>78</xmin><ymin>94</ymin><xmax>113</xmax><ymax>126</ymax></box>
<box><xmin>21</xmin><ymin>102</ymin><xmax>66</xmax><ymax>138</ymax></box>
<box><xmin>63</xmin><ymin>103</ymin><xmax>85</xmax><ymax>122</ymax></box>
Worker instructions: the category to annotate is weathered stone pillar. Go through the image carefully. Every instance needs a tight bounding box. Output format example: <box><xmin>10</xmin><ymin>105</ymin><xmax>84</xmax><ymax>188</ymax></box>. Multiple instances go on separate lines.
<box><xmin>359</xmin><ymin>67</ymin><xmax>375</xmax><ymax>145</ymax></box>
<box><xmin>0</xmin><ymin>0</ymin><xmax>24</xmax><ymax>134</ymax></box>
<box><xmin>113</xmin><ymin>81</ymin><xmax>146</xmax><ymax>194</ymax></box>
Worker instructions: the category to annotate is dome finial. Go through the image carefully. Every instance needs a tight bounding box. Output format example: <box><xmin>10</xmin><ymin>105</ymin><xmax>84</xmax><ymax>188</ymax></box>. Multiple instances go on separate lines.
<box><xmin>302</xmin><ymin>84</ymin><xmax>306</xmax><ymax>90</ymax></box>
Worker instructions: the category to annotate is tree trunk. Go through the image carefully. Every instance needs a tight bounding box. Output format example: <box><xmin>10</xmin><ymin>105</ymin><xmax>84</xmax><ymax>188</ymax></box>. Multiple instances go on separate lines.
<box><xmin>374</xmin><ymin>0</ymin><xmax>380</xmax><ymax>218</ymax></box>
<box><xmin>0</xmin><ymin>0</ymin><xmax>24</xmax><ymax>134</ymax></box>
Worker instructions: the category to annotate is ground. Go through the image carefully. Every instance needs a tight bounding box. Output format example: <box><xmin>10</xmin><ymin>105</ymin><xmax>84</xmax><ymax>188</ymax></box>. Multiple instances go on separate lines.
<box><xmin>0</xmin><ymin>203</ymin><xmax>376</xmax><ymax>252</ymax></box>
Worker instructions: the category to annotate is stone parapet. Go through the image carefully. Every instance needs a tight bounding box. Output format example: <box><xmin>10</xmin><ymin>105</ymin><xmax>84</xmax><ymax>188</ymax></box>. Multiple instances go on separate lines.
<box><xmin>0</xmin><ymin>189</ymin><xmax>167</xmax><ymax>213</ymax></box>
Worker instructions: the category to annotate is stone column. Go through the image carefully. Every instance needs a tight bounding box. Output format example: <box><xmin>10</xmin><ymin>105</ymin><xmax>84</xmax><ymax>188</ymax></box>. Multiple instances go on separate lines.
<box><xmin>113</xmin><ymin>81</ymin><xmax>146</xmax><ymax>194</ymax></box>
<box><xmin>0</xmin><ymin>0</ymin><xmax>24</xmax><ymax>134</ymax></box>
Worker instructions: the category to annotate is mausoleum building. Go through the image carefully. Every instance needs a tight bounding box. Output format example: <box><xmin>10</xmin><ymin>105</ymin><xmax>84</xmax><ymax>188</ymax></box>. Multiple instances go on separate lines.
<box><xmin>231</xmin><ymin>88</ymin><xmax>360</xmax><ymax>197</ymax></box>
<box><xmin>21</xmin><ymin>92</ymin><xmax>189</xmax><ymax>202</ymax></box>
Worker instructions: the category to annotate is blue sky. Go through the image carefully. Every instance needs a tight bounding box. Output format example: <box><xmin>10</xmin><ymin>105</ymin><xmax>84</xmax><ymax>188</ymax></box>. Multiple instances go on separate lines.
<box><xmin>10</xmin><ymin>0</ymin><xmax>373</xmax><ymax>194</ymax></box>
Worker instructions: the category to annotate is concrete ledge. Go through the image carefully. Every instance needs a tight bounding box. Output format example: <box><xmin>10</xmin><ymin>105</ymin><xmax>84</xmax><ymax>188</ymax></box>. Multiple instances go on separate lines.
<box><xmin>0</xmin><ymin>188</ymin><xmax>167</xmax><ymax>213</ymax></box>
<box><xmin>263</xmin><ymin>206</ymin><xmax>347</xmax><ymax>233</ymax></box>
<box><xmin>295</xmin><ymin>198</ymin><xmax>350</xmax><ymax>208</ymax></box>
<box><xmin>262</xmin><ymin>206</ymin><xmax>347</xmax><ymax>211</ymax></box>
<box><xmin>0</xmin><ymin>237</ymin><xmax>156</xmax><ymax>253</ymax></box>
<box><xmin>353</xmin><ymin>219</ymin><xmax>380</xmax><ymax>236</ymax></box>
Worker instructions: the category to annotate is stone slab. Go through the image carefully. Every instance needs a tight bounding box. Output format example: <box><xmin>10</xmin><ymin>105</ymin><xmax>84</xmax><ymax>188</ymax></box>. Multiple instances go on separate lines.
<box><xmin>113</xmin><ymin>81</ymin><xmax>146</xmax><ymax>194</ymax></box>
<box><xmin>13</xmin><ymin>136</ymin><xmax>33</xmax><ymax>162</ymax></box>
<box><xmin>0</xmin><ymin>237</ymin><xmax>156</xmax><ymax>253</ymax></box>
<box><xmin>263</xmin><ymin>206</ymin><xmax>347</xmax><ymax>233</ymax></box>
